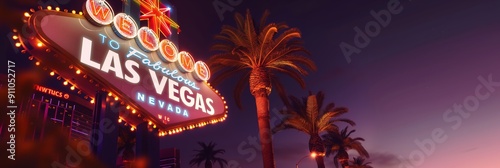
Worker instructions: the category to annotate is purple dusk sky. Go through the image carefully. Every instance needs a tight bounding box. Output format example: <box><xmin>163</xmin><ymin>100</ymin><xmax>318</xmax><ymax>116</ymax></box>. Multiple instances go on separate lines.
<box><xmin>166</xmin><ymin>0</ymin><xmax>500</xmax><ymax>167</ymax></box>
<box><xmin>2</xmin><ymin>0</ymin><xmax>500</xmax><ymax>167</ymax></box>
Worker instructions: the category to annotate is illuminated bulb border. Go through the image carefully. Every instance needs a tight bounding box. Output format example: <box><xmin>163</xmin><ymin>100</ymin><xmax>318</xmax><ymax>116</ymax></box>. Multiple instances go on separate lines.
<box><xmin>16</xmin><ymin>6</ymin><xmax>229</xmax><ymax>137</ymax></box>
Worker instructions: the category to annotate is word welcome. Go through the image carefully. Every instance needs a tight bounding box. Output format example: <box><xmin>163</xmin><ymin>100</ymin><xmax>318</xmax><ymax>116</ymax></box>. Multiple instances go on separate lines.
<box><xmin>84</xmin><ymin>0</ymin><xmax>210</xmax><ymax>81</ymax></box>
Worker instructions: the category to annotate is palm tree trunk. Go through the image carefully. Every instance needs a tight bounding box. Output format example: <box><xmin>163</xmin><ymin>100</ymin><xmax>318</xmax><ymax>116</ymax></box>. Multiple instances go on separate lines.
<box><xmin>250</xmin><ymin>68</ymin><xmax>275</xmax><ymax>168</ymax></box>
<box><xmin>341</xmin><ymin>162</ymin><xmax>349</xmax><ymax>168</ymax></box>
<box><xmin>254</xmin><ymin>94</ymin><xmax>275</xmax><ymax>168</ymax></box>
<box><xmin>315</xmin><ymin>156</ymin><xmax>326</xmax><ymax>168</ymax></box>
<box><xmin>337</xmin><ymin>150</ymin><xmax>349</xmax><ymax>168</ymax></box>
<box><xmin>309</xmin><ymin>134</ymin><xmax>325</xmax><ymax>168</ymax></box>
<box><xmin>205</xmin><ymin>160</ymin><xmax>212</xmax><ymax>168</ymax></box>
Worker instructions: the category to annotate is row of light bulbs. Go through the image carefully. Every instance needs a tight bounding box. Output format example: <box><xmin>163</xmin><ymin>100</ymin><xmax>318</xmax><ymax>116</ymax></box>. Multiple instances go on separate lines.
<box><xmin>15</xmin><ymin>5</ymin><xmax>230</xmax><ymax>137</ymax></box>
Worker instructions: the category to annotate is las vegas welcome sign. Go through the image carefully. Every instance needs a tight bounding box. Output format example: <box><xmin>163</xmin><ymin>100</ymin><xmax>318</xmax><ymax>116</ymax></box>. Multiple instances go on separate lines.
<box><xmin>17</xmin><ymin>0</ymin><xmax>227</xmax><ymax>135</ymax></box>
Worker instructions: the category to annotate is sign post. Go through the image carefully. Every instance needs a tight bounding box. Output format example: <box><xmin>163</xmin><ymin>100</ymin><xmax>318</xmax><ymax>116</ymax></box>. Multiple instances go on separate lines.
<box><xmin>91</xmin><ymin>91</ymin><xmax>119</xmax><ymax>168</ymax></box>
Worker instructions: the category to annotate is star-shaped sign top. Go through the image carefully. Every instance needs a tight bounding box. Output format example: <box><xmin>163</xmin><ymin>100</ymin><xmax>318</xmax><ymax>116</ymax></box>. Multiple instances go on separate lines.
<box><xmin>139</xmin><ymin>0</ymin><xmax>180</xmax><ymax>38</ymax></box>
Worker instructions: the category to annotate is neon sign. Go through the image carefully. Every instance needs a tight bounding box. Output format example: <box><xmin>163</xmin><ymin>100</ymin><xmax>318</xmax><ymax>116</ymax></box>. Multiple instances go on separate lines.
<box><xmin>112</xmin><ymin>13</ymin><xmax>138</xmax><ymax>39</ymax></box>
<box><xmin>84</xmin><ymin>0</ymin><xmax>114</xmax><ymax>26</ymax></box>
<box><xmin>139</xmin><ymin>0</ymin><xmax>180</xmax><ymax>37</ymax></box>
<box><xmin>34</xmin><ymin>84</ymin><xmax>70</xmax><ymax>99</ymax></box>
<box><xmin>18</xmin><ymin>0</ymin><xmax>227</xmax><ymax>134</ymax></box>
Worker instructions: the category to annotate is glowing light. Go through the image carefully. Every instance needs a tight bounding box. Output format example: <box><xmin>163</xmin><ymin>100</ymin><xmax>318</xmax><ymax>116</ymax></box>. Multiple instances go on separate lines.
<box><xmin>130</xmin><ymin>127</ymin><xmax>135</xmax><ymax>131</ymax></box>
<box><xmin>50</xmin><ymin>71</ymin><xmax>55</xmax><ymax>76</ymax></box>
<box><xmin>114</xmin><ymin>96</ymin><xmax>119</xmax><ymax>101</ymax></box>
<box><xmin>15</xmin><ymin>43</ymin><xmax>21</xmax><ymax>47</ymax></box>
<box><xmin>84</xmin><ymin>0</ymin><xmax>114</xmax><ymax>26</ymax></box>
<box><xmin>127</xmin><ymin>47</ymin><xmax>200</xmax><ymax>90</ymax></box>
<box><xmin>90</xmin><ymin>99</ymin><xmax>95</xmax><ymax>104</ymax></box>
<box><xmin>79</xmin><ymin>11</ymin><xmax>83</xmax><ymax>15</ymax></box>
<box><xmin>148</xmin><ymin>121</ymin><xmax>152</xmax><ymax>125</ymax></box>
<box><xmin>132</xmin><ymin>109</ymin><xmax>136</xmax><ymax>114</ymax></box>
<box><xmin>118</xmin><ymin>118</ymin><xmax>122</xmax><ymax>123</ymax></box>
<box><xmin>139</xmin><ymin>0</ymin><xmax>180</xmax><ymax>37</ymax></box>
<box><xmin>311</xmin><ymin>152</ymin><xmax>317</xmax><ymax>158</ymax></box>
<box><xmin>136</xmin><ymin>27</ymin><xmax>159</xmax><ymax>52</ymax></box>
<box><xmin>70</xmin><ymin>86</ymin><xmax>75</xmax><ymax>90</ymax></box>
<box><xmin>35</xmin><ymin>62</ymin><xmax>40</xmax><ymax>66</ymax></box>
<box><xmin>47</xmin><ymin>6</ymin><xmax>52</xmax><ymax>10</ymax></box>
<box><xmin>176</xmin><ymin>51</ymin><xmax>195</xmax><ymax>73</ymax></box>
<box><xmin>37</xmin><ymin>42</ymin><xmax>43</xmax><ymax>47</ymax></box>
<box><xmin>157</xmin><ymin>39</ymin><xmax>178</xmax><ymax>62</ymax></box>
<box><xmin>126</xmin><ymin>105</ymin><xmax>130</xmax><ymax>109</ymax></box>
<box><xmin>193</xmin><ymin>61</ymin><xmax>211</xmax><ymax>81</ymax></box>
<box><xmin>12</xmin><ymin>35</ymin><xmax>18</xmax><ymax>40</ymax></box>
<box><xmin>153</xmin><ymin>125</ymin><xmax>156</xmax><ymax>128</ymax></box>
<box><xmin>63</xmin><ymin>81</ymin><xmax>68</xmax><ymax>85</ymax></box>
<box><xmin>108</xmin><ymin>92</ymin><xmax>112</xmax><ymax>96</ymax></box>
<box><xmin>112</xmin><ymin>13</ymin><xmax>138</xmax><ymax>39</ymax></box>
<box><xmin>76</xmin><ymin>70</ymin><xmax>81</xmax><ymax>74</ymax></box>
<box><xmin>55</xmin><ymin>7</ymin><xmax>60</xmax><ymax>11</ymax></box>
<box><xmin>72</xmin><ymin>10</ymin><xmax>76</xmax><ymax>14</ymax></box>
<box><xmin>24</xmin><ymin>12</ymin><xmax>30</xmax><ymax>17</ymax></box>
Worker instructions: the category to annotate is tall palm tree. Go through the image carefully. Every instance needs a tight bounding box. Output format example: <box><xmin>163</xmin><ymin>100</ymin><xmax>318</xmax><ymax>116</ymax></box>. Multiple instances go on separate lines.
<box><xmin>208</xmin><ymin>9</ymin><xmax>316</xmax><ymax>168</ymax></box>
<box><xmin>349</xmin><ymin>157</ymin><xmax>373</xmax><ymax>168</ymax></box>
<box><xmin>117</xmin><ymin>124</ymin><xmax>136</xmax><ymax>167</ymax></box>
<box><xmin>272</xmin><ymin>91</ymin><xmax>355</xmax><ymax>168</ymax></box>
<box><xmin>322</xmin><ymin>127</ymin><xmax>369</xmax><ymax>168</ymax></box>
<box><xmin>190</xmin><ymin>141</ymin><xmax>228</xmax><ymax>168</ymax></box>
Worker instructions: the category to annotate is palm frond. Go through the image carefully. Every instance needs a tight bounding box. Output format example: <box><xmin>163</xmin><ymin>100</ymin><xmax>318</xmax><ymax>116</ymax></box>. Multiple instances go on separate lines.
<box><xmin>306</xmin><ymin>94</ymin><xmax>319</xmax><ymax>133</ymax></box>
<box><xmin>190</xmin><ymin>141</ymin><xmax>228</xmax><ymax>167</ymax></box>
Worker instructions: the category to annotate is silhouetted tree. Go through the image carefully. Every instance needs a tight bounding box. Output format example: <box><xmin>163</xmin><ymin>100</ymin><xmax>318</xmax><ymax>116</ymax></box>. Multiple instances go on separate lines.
<box><xmin>190</xmin><ymin>141</ymin><xmax>227</xmax><ymax>168</ymax></box>
<box><xmin>323</xmin><ymin>127</ymin><xmax>369</xmax><ymax>168</ymax></box>
<box><xmin>349</xmin><ymin>156</ymin><xmax>373</xmax><ymax>168</ymax></box>
<box><xmin>273</xmin><ymin>91</ymin><xmax>355</xmax><ymax>168</ymax></box>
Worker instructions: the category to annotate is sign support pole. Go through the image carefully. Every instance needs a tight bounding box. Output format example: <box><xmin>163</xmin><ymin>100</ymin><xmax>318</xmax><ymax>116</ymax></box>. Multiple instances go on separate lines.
<box><xmin>91</xmin><ymin>91</ymin><xmax>119</xmax><ymax>168</ymax></box>
<box><xmin>136</xmin><ymin>122</ymin><xmax>160</xmax><ymax>168</ymax></box>
<box><xmin>123</xmin><ymin>0</ymin><xmax>141</xmax><ymax>26</ymax></box>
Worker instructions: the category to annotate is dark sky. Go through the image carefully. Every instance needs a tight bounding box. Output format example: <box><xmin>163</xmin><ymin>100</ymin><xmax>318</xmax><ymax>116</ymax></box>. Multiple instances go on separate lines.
<box><xmin>3</xmin><ymin>0</ymin><xmax>500</xmax><ymax>167</ymax></box>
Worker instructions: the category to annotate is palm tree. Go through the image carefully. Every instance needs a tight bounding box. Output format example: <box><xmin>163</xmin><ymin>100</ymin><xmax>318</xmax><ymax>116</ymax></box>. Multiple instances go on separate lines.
<box><xmin>117</xmin><ymin>124</ymin><xmax>136</xmax><ymax>167</ymax></box>
<box><xmin>322</xmin><ymin>127</ymin><xmax>369</xmax><ymax>168</ymax></box>
<box><xmin>208</xmin><ymin>9</ymin><xmax>316</xmax><ymax>168</ymax></box>
<box><xmin>349</xmin><ymin>157</ymin><xmax>373</xmax><ymax>168</ymax></box>
<box><xmin>190</xmin><ymin>141</ymin><xmax>228</xmax><ymax>168</ymax></box>
<box><xmin>272</xmin><ymin>91</ymin><xmax>355</xmax><ymax>168</ymax></box>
